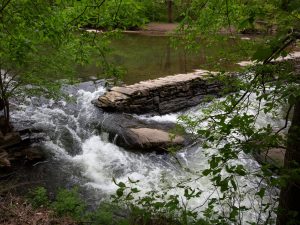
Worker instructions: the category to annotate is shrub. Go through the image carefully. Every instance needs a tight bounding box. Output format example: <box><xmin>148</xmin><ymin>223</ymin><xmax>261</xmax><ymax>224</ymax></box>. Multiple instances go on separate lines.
<box><xmin>28</xmin><ymin>187</ymin><xmax>49</xmax><ymax>209</ymax></box>
<box><xmin>87</xmin><ymin>202</ymin><xmax>130</xmax><ymax>225</ymax></box>
<box><xmin>51</xmin><ymin>187</ymin><xmax>86</xmax><ymax>220</ymax></box>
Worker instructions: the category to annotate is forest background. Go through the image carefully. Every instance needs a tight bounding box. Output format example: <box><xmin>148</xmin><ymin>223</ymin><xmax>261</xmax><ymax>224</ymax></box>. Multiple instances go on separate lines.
<box><xmin>0</xmin><ymin>0</ymin><xmax>300</xmax><ymax>225</ymax></box>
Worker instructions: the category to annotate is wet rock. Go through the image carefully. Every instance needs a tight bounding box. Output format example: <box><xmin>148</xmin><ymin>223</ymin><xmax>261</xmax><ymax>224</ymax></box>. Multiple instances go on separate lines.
<box><xmin>23</xmin><ymin>147</ymin><xmax>46</xmax><ymax>161</ymax></box>
<box><xmin>254</xmin><ymin>148</ymin><xmax>286</xmax><ymax>168</ymax></box>
<box><xmin>0</xmin><ymin>149</ymin><xmax>10</xmax><ymax>167</ymax></box>
<box><xmin>0</xmin><ymin>129</ymin><xmax>45</xmax><ymax>167</ymax></box>
<box><xmin>128</xmin><ymin>128</ymin><xmax>184</xmax><ymax>150</ymax></box>
<box><xmin>98</xmin><ymin>113</ymin><xmax>188</xmax><ymax>151</ymax></box>
<box><xmin>94</xmin><ymin>70</ymin><xmax>224</xmax><ymax>114</ymax></box>
<box><xmin>0</xmin><ymin>132</ymin><xmax>22</xmax><ymax>149</ymax></box>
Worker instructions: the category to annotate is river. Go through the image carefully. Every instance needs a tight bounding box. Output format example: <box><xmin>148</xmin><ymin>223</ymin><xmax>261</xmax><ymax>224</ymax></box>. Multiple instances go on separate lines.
<box><xmin>10</xmin><ymin>77</ymin><xmax>284</xmax><ymax>224</ymax></box>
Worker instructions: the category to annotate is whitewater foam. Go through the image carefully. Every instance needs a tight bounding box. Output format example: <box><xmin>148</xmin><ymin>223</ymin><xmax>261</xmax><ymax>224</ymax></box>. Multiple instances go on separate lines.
<box><xmin>11</xmin><ymin>81</ymin><xmax>281</xmax><ymax>223</ymax></box>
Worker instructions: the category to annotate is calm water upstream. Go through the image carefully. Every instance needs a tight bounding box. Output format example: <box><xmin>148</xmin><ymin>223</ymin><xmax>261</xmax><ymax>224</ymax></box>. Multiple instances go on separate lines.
<box><xmin>79</xmin><ymin>33</ymin><xmax>252</xmax><ymax>84</ymax></box>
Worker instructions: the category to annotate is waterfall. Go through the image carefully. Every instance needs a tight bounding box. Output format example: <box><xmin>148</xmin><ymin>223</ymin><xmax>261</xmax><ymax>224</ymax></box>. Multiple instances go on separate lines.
<box><xmin>11</xmin><ymin>80</ymin><xmax>281</xmax><ymax>223</ymax></box>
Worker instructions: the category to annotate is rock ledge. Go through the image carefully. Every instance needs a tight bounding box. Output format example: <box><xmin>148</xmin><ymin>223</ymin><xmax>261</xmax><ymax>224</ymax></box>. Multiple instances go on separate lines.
<box><xmin>94</xmin><ymin>70</ymin><xmax>222</xmax><ymax>114</ymax></box>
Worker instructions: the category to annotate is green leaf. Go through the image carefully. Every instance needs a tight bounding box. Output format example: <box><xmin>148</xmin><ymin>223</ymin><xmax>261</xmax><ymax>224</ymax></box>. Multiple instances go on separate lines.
<box><xmin>116</xmin><ymin>188</ymin><xmax>124</xmax><ymax>197</ymax></box>
<box><xmin>118</xmin><ymin>182</ymin><xmax>126</xmax><ymax>188</ymax></box>
<box><xmin>252</xmin><ymin>46</ymin><xmax>273</xmax><ymax>62</ymax></box>
<box><xmin>229</xmin><ymin>207</ymin><xmax>238</xmax><ymax>221</ymax></box>
<box><xmin>230</xmin><ymin>179</ymin><xmax>237</xmax><ymax>191</ymax></box>
<box><xmin>202</xmin><ymin>169</ymin><xmax>211</xmax><ymax>176</ymax></box>
<box><xmin>256</xmin><ymin>188</ymin><xmax>266</xmax><ymax>198</ymax></box>
<box><xmin>235</xmin><ymin>165</ymin><xmax>247</xmax><ymax>176</ymax></box>
<box><xmin>131</xmin><ymin>188</ymin><xmax>140</xmax><ymax>193</ymax></box>
<box><xmin>288</xmin><ymin>94</ymin><xmax>296</xmax><ymax>105</ymax></box>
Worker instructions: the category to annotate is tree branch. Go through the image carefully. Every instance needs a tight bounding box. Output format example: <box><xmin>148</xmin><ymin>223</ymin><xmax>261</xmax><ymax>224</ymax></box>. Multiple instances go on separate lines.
<box><xmin>66</xmin><ymin>0</ymin><xmax>106</xmax><ymax>26</ymax></box>
<box><xmin>275</xmin><ymin>104</ymin><xmax>293</xmax><ymax>134</ymax></box>
<box><xmin>0</xmin><ymin>0</ymin><xmax>12</xmax><ymax>14</ymax></box>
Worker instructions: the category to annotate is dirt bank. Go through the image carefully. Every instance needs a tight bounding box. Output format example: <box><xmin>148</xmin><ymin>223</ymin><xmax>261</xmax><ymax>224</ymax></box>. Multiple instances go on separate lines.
<box><xmin>123</xmin><ymin>22</ymin><xmax>179</xmax><ymax>36</ymax></box>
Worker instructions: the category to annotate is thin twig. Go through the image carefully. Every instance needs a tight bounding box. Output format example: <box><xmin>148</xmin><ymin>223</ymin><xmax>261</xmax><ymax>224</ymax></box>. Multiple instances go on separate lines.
<box><xmin>275</xmin><ymin>104</ymin><xmax>293</xmax><ymax>134</ymax></box>
<box><xmin>66</xmin><ymin>0</ymin><xmax>106</xmax><ymax>26</ymax></box>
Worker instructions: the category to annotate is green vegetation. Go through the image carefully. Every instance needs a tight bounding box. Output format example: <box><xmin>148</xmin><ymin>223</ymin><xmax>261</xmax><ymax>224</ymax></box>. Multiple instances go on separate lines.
<box><xmin>1</xmin><ymin>0</ymin><xmax>300</xmax><ymax>225</ymax></box>
<box><xmin>83</xmin><ymin>0</ymin><xmax>149</xmax><ymax>30</ymax></box>
<box><xmin>51</xmin><ymin>187</ymin><xmax>86</xmax><ymax>220</ymax></box>
<box><xmin>112</xmin><ymin>179</ymin><xmax>211</xmax><ymax>225</ymax></box>
<box><xmin>28</xmin><ymin>186</ymin><xmax>50</xmax><ymax>208</ymax></box>
<box><xmin>0</xmin><ymin>0</ymin><xmax>122</xmax><ymax>133</ymax></box>
<box><xmin>29</xmin><ymin>186</ymin><xmax>183</xmax><ymax>225</ymax></box>
<box><xmin>82</xmin><ymin>0</ymin><xmax>194</xmax><ymax>28</ymax></box>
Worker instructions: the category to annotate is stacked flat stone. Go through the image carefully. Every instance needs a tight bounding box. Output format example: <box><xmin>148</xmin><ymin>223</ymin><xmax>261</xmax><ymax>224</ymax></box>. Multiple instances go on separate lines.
<box><xmin>94</xmin><ymin>70</ymin><xmax>221</xmax><ymax>114</ymax></box>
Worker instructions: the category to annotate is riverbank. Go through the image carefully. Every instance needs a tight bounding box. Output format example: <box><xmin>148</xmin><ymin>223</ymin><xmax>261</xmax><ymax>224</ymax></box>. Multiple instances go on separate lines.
<box><xmin>86</xmin><ymin>22</ymin><xmax>179</xmax><ymax>36</ymax></box>
<box><xmin>86</xmin><ymin>22</ymin><xmax>270</xmax><ymax>37</ymax></box>
<box><xmin>0</xmin><ymin>194</ymin><xmax>76</xmax><ymax>225</ymax></box>
<box><xmin>125</xmin><ymin>22</ymin><xmax>179</xmax><ymax>36</ymax></box>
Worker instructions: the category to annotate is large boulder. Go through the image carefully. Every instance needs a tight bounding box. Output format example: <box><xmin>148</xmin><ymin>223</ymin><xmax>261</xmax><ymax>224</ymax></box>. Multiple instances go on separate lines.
<box><xmin>122</xmin><ymin>128</ymin><xmax>184</xmax><ymax>150</ymax></box>
<box><xmin>98</xmin><ymin>113</ymin><xmax>188</xmax><ymax>151</ymax></box>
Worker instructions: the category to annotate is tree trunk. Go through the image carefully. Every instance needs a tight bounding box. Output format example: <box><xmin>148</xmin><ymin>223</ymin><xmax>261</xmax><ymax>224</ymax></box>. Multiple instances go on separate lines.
<box><xmin>281</xmin><ymin>0</ymin><xmax>290</xmax><ymax>10</ymax></box>
<box><xmin>4</xmin><ymin>99</ymin><xmax>11</xmax><ymax>133</ymax></box>
<box><xmin>167</xmin><ymin>0</ymin><xmax>173</xmax><ymax>23</ymax></box>
<box><xmin>0</xmin><ymin>70</ymin><xmax>11</xmax><ymax>134</ymax></box>
<box><xmin>277</xmin><ymin>99</ymin><xmax>300</xmax><ymax>225</ymax></box>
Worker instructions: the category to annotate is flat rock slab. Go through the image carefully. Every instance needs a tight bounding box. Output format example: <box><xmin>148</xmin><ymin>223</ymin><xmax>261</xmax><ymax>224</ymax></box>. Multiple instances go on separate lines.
<box><xmin>94</xmin><ymin>70</ymin><xmax>222</xmax><ymax>114</ymax></box>
<box><xmin>130</xmin><ymin>128</ymin><xmax>184</xmax><ymax>149</ymax></box>
<box><xmin>97</xmin><ymin>113</ymin><xmax>189</xmax><ymax>151</ymax></box>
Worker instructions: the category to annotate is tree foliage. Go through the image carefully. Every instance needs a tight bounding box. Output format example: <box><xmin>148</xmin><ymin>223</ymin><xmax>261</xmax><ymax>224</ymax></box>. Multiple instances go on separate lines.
<box><xmin>111</xmin><ymin>1</ymin><xmax>300</xmax><ymax>225</ymax></box>
<box><xmin>0</xmin><ymin>0</ymin><xmax>121</xmax><ymax>132</ymax></box>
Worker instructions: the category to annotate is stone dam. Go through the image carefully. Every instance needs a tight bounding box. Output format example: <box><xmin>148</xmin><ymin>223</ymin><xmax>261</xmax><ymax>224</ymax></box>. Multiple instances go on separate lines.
<box><xmin>93</xmin><ymin>70</ymin><xmax>223</xmax><ymax>115</ymax></box>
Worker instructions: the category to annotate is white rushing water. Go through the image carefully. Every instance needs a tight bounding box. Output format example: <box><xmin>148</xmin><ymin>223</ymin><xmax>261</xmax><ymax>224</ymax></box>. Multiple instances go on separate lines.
<box><xmin>11</xmin><ymin>81</ymin><xmax>281</xmax><ymax>224</ymax></box>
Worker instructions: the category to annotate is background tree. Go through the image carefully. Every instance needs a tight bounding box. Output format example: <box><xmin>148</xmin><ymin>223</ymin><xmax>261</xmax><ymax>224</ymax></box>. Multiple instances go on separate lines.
<box><xmin>167</xmin><ymin>0</ymin><xmax>173</xmax><ymax>23</ymax></box>
<box><xmin>0</xmin><ymin>0</ymin><xmax>123</xmax><ymax>133</ymax></box>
